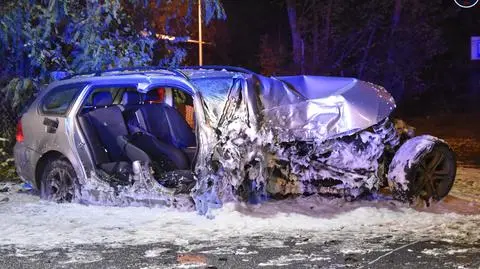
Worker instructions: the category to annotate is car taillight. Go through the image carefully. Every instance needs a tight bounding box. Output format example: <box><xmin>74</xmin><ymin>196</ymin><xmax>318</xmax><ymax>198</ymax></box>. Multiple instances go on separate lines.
<box><xmin>16</xmin><ymin>120</ymin><xmax>24</xmax><ymax>143</ymax></box>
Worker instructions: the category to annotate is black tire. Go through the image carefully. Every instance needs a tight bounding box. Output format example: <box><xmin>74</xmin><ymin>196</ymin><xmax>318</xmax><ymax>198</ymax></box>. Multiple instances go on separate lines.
<box><xmin>388</xmin><ymin>135</ymin><xmax>456</xmax><ymax>204</ymax></box>
<box><xmin>40</xmin><ymin>157</ymin><xmax>77</xmax><ymax>203</ymax></box>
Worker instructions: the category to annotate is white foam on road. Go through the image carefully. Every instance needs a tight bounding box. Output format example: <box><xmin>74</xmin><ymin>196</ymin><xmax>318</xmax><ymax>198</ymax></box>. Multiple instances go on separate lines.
<box><xmin>258</xmin><ymin>253</ymin><xmax>330</xmax><ymax>267</ymax></box>
<box><xmin>421</xmin><ymin>247</ymin><xmax>477</xmax><ymax>257</ymax></box>
<box><xmin>144</xmin><ymin>248</ymin><xmax>170</xmax><ymax>258</ymax></box>
<box><xmin>59</xmin><ymin>249</ymin><xmax>103</xmax><ymax>264</ymax></box>
<box><xmin>0</xmin><ymin>167</ymin><xmax>479</xmax><ymax>251</ymax></box>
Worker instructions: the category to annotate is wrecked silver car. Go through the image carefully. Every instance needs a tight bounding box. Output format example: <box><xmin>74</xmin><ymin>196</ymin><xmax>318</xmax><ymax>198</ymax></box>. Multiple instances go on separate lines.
<box><xmin>13</xmin><ymin>66</ymin><xmax>456</xmax><ymax>213</ymax></box>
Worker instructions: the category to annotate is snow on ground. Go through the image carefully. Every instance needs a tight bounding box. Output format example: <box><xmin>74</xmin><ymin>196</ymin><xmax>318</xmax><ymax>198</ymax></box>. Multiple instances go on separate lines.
<box><xmin>58</xmin><ymin>249</ymin><xmax>103</xmax><ymax>264</ymax></box>
<box><xmin>258</xmin><ymin>253</ymin><xmax>331</xmax><ymax>266</ymax></box>
<box><xmin>421</xmin><ymin>247</ymin><xmax>475</xmax><ymax>257</ymax></box>
<box><xmin>144</xmin><ymin>248</ymin><xmax>170</xmax><ymax>258</ymax></box>
<box><xmin>0</xmin><ymin>167</ymin><xmax>479</xmax><ymax>255</ymax></box>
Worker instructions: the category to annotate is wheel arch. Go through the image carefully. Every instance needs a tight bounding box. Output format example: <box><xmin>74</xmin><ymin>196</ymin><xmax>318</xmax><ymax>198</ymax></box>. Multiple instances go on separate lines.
<box><xmin>34</xmin><ymin>150</ymin><xmax>71</xmax><ymax>190</ymax></box>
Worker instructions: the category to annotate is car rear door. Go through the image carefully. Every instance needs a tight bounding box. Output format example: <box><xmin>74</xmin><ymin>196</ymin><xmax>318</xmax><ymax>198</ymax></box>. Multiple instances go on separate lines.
<box><xmin>31</xmin><ymin>83</ymin><xmax>86</xmax><ymax>157</ymax></box>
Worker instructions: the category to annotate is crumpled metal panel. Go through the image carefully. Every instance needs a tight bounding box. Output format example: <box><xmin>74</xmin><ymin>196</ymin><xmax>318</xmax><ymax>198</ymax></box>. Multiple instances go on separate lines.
<box><xmin>261</xmin><ymin>75</ymin><xmax>396</xmax><ymax>142</ymax></box>
<box><xmin>192</xmin><ymin>74</ymin><xmax>398</xmax><ymax>215</ymax></box>
<box><xmin>190</xmin><ymin>76</ymin><xmax>234</xmax><ymax>125</ymax></box>
<box><xmin>192</xmin><ymin>77</ymin><xmax>260</xmax><ymax>214</ymax></box>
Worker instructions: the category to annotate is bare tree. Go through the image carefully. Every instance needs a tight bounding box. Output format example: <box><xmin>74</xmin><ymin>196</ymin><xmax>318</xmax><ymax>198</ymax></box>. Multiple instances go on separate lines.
<box><xmin>286</xmin><ymin>0</ymin><xmax>303</xmax><ymax>72</ymax></box>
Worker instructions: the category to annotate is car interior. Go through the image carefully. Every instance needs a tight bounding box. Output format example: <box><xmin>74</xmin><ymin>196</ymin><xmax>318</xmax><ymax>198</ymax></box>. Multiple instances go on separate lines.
<box><xmin>77</xmin><ymin>85</ymin><xmax>197</xmax><ymax>183</ymax></box>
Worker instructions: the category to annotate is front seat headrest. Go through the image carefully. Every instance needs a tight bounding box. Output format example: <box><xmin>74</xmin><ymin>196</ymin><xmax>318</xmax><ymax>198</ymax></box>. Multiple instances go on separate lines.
<box><xmin>121</xmin><ymin>91</ymin><xmax>141</xmax><ymax>105</ymax></box>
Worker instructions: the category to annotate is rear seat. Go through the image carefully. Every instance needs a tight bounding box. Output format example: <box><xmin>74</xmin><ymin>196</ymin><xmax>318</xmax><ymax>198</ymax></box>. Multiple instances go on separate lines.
<box><xmin>128</xmin><ymin>92</ymin><xmax>197</xmax><ymax>165</ymax></box>
<box><xmin>118</xmin><ymin>91</ymin><xmax>142</xmax><ymax>112</ymax></box>
<box><xmin>79</xmin><ymin>91</ymin><xmax>191</xmax><ymax>178</ymax></box>
<box><xmin>133</xmin><ymin>103</ymin><xmax>196</xmax><ymax>148</ymax></box>
<box><xmin>78</xmin><ymin>92</ymin><xmax>150</xmax><ymax>180</ymax></box>
<box><xmin>118</xmin><ymin>91</ymin><xmax>191</xmax><ymax>169</ymax></box>
<box><xmin>118</xmin><ymin>91</ymin><xmax>143</xmax><ymax>132</ymax></box>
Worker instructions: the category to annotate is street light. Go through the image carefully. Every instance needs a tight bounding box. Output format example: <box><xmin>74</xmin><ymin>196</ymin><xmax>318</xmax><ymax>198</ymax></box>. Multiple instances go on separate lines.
<box><xmin>198</xmin><ymin>0</ymin><xmax>203</xmax><ymax>66</ymax></box>
<box><xmin>153</xmin><ymin>0</ymin><xmax>207</xmax><ymax>65</ymax></box>
<box><xmin>155</xmin><ymin>34</ymin><xmax>213</xmax><ymax>45</ymax></box>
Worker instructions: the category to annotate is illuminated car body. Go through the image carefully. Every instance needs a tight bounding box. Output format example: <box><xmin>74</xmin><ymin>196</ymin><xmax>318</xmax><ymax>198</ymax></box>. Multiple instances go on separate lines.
<box><xmin>13</xmin><ymin>66</ymin><xmax>456</xmax><ymax>212</ymax></box>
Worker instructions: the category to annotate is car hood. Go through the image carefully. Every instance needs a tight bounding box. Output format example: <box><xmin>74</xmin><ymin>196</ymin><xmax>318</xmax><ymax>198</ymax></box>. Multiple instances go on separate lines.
<box><xmin>258</xmin><ymin>75</ymin><xmax>396</xmax><ymax>141</ymax></box>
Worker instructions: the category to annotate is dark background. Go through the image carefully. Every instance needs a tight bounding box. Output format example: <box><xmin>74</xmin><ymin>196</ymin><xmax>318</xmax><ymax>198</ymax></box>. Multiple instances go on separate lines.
<box><xmin>203</xmin><ymin>0</ymin><xmax>480</xmax><ymax>117</ymax></box>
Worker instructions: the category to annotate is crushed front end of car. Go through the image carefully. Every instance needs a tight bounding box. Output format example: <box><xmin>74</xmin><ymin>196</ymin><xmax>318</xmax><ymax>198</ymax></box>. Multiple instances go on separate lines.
<box><xmin>192</xmin><ymin>73</ymin><xmax>453</xmax><ymax>215</ymax></box>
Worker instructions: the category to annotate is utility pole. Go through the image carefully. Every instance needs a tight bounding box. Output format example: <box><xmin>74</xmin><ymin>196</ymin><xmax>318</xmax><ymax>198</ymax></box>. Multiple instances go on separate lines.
<box><xmin>198</xmin><ymin>0</ymin><xmax>203</xmax><ymax>66</ymax></box>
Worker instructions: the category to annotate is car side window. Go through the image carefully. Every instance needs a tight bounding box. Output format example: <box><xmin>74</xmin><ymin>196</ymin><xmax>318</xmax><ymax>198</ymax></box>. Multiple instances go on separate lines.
<box><xmin>40</xmin><ymin>84</ymin><xmax>84</xmax><ymax>115</ymax></box>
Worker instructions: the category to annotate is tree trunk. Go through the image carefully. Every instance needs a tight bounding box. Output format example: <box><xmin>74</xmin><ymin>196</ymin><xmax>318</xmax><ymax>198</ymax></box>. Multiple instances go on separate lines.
<box><xmin>286</xmin><ymin>0</ymin><xmax>302</xmax><ymax>72</ymax></box>
<box><xmin>324</xmin><ymin>0</ymin><xmax>332</xmax><ymax>49</ymax></box>
<box><xmin>321</xmin><ymin>0</ymin><xmax>332</xmax><ymax>73</ymax></box>
<box><xmin>313</xmin><ymin>3</ymin><xmax>319</xmax><ymax>71</ymax></box>
<box><xmin>358</xmin><ymin>22</ymin><xmax>377</xmax><ymax>79</ymax></box>
<box><xmin>386</xmin><ymin>0</ymin><xmax>402</xmax><ymax>64</ymax></box>
<box><xmin>386</xmin><ymin>0</ymin><xmax>403</xmax><ymax>97</ymax></box>
<box><xmin>392</xmin><ymin>0</ymin><xmax>402</xmax><ymax>29</ymax></box>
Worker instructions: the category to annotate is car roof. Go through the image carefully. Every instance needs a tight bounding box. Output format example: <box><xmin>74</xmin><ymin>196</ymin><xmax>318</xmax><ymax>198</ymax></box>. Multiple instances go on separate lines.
<box><xmin>45</xmin><ymin>67</ymin><xmax>248</xmax><ymax>92</ymax></box>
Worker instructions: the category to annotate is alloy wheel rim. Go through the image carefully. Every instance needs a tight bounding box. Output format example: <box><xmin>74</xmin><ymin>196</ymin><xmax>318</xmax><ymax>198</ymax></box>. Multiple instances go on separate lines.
<box><xmin>45</xmin><ymin>167</ymin><xmax>74</xmax><ymax>203</ymax></box>
<box><xmin>414</xmin><ymin>150</ymin><xmax>453</xmax><ymax>202</ymax></box>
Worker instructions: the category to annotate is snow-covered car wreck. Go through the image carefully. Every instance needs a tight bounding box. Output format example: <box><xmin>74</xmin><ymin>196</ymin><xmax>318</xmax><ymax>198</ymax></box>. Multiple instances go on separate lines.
<box><xmin>13</xmin><ymin>66</ymin><xmax>456</xmax><ymax>214</ymax></box>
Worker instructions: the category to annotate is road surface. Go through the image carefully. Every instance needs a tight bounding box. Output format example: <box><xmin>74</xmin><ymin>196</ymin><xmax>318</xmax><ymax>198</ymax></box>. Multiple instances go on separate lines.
<box><xmin>0</xmin><ymin>166</ymin><xmax>479</xmax><ymax>268</ymax></box>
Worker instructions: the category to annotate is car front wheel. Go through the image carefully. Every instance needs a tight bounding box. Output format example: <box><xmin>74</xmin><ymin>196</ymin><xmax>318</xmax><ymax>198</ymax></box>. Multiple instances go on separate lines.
<box><xmin>40</xmin><ymin>157</ymin><xmax>77</xmax><ymax>203</ymax></box>
<box><xmin>388</xmin><ymin>135</ymin><xmax>456</xmax><ymax>205</ymax></box>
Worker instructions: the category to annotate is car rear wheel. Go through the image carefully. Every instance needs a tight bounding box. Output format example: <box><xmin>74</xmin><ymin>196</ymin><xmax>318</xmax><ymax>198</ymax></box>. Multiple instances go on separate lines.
<box><xmin>40</xmin><ymin>157</ymin><xmax>77</xmax><ymax>203</ymax></box>
<box><xmin>388</xmin><ymin>135</ymin><xmax>456</xmax><ymax>205</ymax></box>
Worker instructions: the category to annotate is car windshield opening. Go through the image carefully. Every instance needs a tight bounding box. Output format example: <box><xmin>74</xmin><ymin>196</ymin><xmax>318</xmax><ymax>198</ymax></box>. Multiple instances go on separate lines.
<box><xmin>190</xmin><ymin>76</ymin><xmax>235</xmax><ymax>125</ymax></box>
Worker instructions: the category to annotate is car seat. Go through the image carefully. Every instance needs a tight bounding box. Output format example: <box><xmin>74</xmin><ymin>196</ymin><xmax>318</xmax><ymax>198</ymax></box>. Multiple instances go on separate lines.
<box><xmin>134</xmin><ymin>92</ymin><xmax>196</xmax><ymax>149</ymax></box>
<box><xmin>78</xmin><ymin>92</ymin><xmax>150</xmax><ymax>179</ymax></box>
<box><xmin>94</xmin><ymin>91</ymin><xmax>190</xmax><ymax>171</ymax></box>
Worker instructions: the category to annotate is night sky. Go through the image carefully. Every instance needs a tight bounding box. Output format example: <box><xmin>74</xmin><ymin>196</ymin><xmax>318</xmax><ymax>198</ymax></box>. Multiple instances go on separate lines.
<box><xmin>212</xmin><ymin>1</ymin><xmax>480</xmax><ymax>114</ymax></box>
